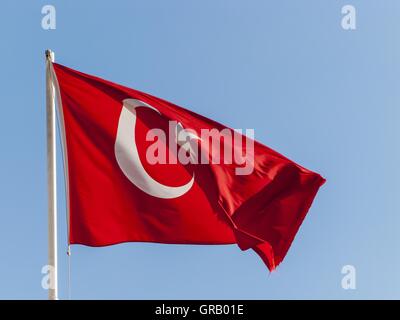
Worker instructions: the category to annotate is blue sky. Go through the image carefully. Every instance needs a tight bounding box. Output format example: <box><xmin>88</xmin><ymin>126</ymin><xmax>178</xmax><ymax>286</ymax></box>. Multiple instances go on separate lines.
<box><xmin>0</xmin><ymin>0</ymin><xmax>399</xmax><ymax>299</ymax></box>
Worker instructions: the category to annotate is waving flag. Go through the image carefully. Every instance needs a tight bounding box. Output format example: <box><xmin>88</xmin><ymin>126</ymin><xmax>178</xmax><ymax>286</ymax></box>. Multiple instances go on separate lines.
<box><xmin>51</xmin><ymin>62</ymin><xmax>325</xmax><ymax>271</ymax></box>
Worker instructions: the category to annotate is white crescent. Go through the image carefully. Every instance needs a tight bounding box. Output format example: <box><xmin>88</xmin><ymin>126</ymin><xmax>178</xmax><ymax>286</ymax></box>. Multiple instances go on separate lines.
<box><xmin>115</xmin><ymin>98</ymin><xmax>194</xmax><ymax>199</ymax></box>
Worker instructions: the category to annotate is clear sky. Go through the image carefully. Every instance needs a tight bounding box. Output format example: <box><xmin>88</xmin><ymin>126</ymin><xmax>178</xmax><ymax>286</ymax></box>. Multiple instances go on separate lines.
<box><xmin>0</xmin><ymin>0</ymin><xmax>399</xmax><ymax>299</ymax></box>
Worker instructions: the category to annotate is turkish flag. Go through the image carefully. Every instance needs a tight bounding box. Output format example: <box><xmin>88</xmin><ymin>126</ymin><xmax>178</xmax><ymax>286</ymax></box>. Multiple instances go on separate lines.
<box><xmin>51</xmin><ymin>62</ymin><xmax>325</xmax><ymax>271</ymax></box>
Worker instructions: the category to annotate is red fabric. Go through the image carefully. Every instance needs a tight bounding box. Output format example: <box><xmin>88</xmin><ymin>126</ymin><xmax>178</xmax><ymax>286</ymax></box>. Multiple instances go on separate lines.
<box><xmin>53</xmin><ymin>63</ymin><xmax>325</xmax><ymax>271</ymax></box>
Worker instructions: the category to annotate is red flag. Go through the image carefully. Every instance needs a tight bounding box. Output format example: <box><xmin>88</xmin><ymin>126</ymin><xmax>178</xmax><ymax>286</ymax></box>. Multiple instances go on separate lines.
<box><xmin>52</xmin><ymin>62</ymin><xmax>325</xmax><ymax>271</ymax></box>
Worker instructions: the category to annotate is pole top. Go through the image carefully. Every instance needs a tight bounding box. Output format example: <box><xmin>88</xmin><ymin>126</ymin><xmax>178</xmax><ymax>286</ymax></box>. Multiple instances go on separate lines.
<box><xmin>45</xmin><ymin>49</ymin><xmax>55</xmax><ymax>62</ymax></box>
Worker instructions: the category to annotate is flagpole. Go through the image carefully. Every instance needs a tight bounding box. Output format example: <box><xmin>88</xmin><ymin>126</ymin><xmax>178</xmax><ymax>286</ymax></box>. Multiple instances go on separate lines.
<box><xmin>46</xmin><ymin>49</ymin><xmax>58</xmax><ymax>300</ymax></box>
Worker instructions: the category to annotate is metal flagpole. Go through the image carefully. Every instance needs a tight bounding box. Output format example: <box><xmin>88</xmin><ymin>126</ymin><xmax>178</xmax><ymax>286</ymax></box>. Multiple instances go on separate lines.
<box><xmin>46</xmin><ymin>49</ymin><xmax>58</xmax><ymax>300</ymax></box>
